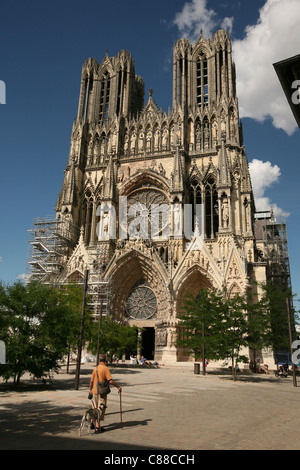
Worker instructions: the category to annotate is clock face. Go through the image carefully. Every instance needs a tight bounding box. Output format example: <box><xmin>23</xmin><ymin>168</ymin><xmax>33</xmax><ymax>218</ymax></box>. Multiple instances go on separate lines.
<box><xmin>126</xmin><ymin>283</ymin><xmax>157</xmax><ymax>320</ymax></box>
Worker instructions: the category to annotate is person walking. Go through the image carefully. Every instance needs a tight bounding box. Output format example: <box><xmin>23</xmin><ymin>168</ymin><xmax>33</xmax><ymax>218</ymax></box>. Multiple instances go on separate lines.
<box><xmin>89</xmin><ymin>353</ymin><xmax>122</xmax><ymax>433</ymax></box>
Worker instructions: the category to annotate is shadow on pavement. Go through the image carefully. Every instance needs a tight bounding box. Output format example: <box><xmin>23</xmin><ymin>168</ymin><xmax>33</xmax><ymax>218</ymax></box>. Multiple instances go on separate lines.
<box><xmin>0</xmin><ymin>366</ymin><xmax>144</xmax><ymax>393</ymax></box>
<box><xmin>0</xmin><ymin>399</ymin><xmax>153</xmax><ymax>450</ymax></box>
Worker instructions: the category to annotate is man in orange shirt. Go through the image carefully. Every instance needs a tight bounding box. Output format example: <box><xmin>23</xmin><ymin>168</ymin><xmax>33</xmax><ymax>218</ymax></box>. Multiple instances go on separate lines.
<box><xmin>89</xmin><ymin>354</ymin><xmax>122</xmax><ymax>433</ymax></box>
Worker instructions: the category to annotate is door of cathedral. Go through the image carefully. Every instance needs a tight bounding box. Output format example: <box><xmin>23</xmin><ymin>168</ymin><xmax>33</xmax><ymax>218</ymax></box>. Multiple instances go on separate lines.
<box><xmin>141</xmin><ymin>327</ymin><xmax>155</xmax><ymax>360</ymax></box>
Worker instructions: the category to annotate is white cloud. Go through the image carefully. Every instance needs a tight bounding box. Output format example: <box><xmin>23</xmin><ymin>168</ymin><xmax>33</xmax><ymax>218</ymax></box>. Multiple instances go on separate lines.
<box><xmin>173</xmin><ymin>1</ymin><xmax>292</xmax><ymax>216</ymax></box>
<box><xmin>173</xmin><ymin>0</ymin><xmax>300</xmax><ymax>135</ymax></box>
<box><xmin>249</xmin><ymin>158</ymin><xmax>281</xmax><ymax>198</ymax></box>
<box><xmin>232</xmin><ymin>0</ymin><xmax>300</xmax><ymax>135</ymax></box>
<box><xmin>249</xmin><ymin>159</ymin><xmax>290</xmax><ymax>217</ymax></box>
<box><xmin>16</xmin><ymin>273</ymin><xmax>30</xmax><ymax>283</ymax></box>
<box><xmin>220</xmin><ymin>16</ymin><xmax>234</xmax><ymax>35</ymax></box>
<box><xmin>173</xmin><ymin>0</ymin><xmax>233</xmax><ymax>42</ymax></box>
<box><xmin>0</xmin><ymin>257</ymin><xmax>2</xmax><ymax>263</ymax></box>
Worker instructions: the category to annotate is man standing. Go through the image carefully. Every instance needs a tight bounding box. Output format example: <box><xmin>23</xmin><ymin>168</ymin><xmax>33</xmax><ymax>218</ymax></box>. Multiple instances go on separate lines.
<box><xmin>89</xmin><ymin>353</ymin><xmax>122</xmax><ymax>433</ymax></box>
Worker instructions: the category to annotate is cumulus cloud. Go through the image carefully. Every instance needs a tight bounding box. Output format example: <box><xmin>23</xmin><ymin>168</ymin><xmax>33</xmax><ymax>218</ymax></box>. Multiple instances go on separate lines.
<box><xmin>249</xmin><ymin>159</ymin><xmax>290</xmax><ymax>217</ymax></box>
<box><xmin>173</xmin><ymin>0</ymin><xmax>233</xmax><ymax>42</ymax></box>
<box><xmin>232</xmin><ymin>0</ymin><xmax>300</xmax><ymax>135</ymax></box>
<box><xmin>173</xmin><ymin>1</ymin><xmax>293</xmax><ymax>216</ymax></box>
<box><xmin>173</xmin><ymin>0</ymin><xmax>300</xmax><ymax>135</ymax></box>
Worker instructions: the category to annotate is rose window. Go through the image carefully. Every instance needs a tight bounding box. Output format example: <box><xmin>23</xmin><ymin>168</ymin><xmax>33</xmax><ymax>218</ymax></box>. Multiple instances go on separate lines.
<box><xmin>126</xmin><ymin>282</ymin><xmax>157</xmax><ymax>320</ymax></box>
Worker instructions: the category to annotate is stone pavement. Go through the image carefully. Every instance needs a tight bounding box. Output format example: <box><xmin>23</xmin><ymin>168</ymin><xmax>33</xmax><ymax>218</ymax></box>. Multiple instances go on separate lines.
<box><xmin>1</xmin><ymin>363</ymin><xmax>300</xmax><ymax>451</ymax></box>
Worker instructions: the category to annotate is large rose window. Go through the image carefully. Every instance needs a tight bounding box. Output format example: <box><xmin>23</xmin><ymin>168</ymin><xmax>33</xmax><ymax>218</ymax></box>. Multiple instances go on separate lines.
<box><xmin>126</xmin><ymin>282</ymin><xmax>157</xmax><ymax>320</ymax></box>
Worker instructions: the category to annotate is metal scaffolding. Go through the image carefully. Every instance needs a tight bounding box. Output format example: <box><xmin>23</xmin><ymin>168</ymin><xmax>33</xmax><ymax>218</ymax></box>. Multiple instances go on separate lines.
<box><xmin>27</xmin><ymin>216</ymin><xmax>79</xmax><ymax>284</ymax></box>
<box><xmin>254</xmin><ymin>211</ymin><xmax>292</xmax><ymax>289</ymax></box>
<box><xmin>27</xmin><ymin>216</ymin><xmax>113</xmax><ymax>322</ymax></box>
<box><xmin>87</xmin><ymin>246</ymin><xmax>112</xmax><ymax>321</ymax></box>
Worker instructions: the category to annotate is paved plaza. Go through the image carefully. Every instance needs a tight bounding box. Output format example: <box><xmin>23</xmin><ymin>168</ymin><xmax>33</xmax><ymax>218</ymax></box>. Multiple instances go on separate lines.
<box><xmin>1</xmin><ymin>363</ymin><xmax>300</xmax><ymax>451</ymax></box>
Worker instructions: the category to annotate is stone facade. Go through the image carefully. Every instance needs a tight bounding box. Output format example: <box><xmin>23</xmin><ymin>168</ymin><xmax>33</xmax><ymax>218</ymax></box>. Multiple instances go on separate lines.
<box><xmin>54</xmin><ymin>29</ymin><xmax>269</xmax><ymax>363</ymax></box>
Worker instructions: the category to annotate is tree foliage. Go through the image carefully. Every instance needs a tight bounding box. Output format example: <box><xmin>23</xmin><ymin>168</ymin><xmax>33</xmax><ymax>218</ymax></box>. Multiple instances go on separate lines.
<box><xmin>177</xmin><ymin>287</ymin><xmax>281</xmax><ymax>380</ymax></box>
<box><xmin>88</xmin><ymin>317</ymin><xmax>139</xmax><ymax>362</ymax></box>
<box><xmin>0</xmin><ymin>280</ymin><xmax>92</xmax><ymax>383</ymax></box>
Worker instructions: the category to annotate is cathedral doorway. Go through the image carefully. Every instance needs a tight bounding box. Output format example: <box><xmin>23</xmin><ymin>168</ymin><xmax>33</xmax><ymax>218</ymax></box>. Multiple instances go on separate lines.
<box><xmin>141</xmin><ymin>327</ymin><xmax>155</xmax><ymax>360</ymax></box>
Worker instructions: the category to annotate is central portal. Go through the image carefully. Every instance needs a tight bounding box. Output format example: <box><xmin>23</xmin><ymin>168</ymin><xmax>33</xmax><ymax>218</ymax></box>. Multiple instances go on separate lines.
<box><xmin>141</xmin><ymin>327</ymin><xmax>155</xmax><ymax>360</ymax></box>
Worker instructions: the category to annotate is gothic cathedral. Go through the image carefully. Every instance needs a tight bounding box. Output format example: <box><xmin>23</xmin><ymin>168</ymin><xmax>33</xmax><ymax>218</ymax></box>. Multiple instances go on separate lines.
<box><xmin>51</xmin><ymin>30</ymin><xmax>267</xmax><ymax>362</ymax></box>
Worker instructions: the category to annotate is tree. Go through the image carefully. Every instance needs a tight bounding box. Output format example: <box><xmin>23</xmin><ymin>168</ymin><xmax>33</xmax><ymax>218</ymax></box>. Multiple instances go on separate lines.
<box><xmin>177</xmin><ymin>288</ymin><xmax>272</xmax><ymax>381</ymax></box>
<box><xmin>251</xmin><ymin>283</ymin><xmax>299</xmax><ymax>367</ymax></box>
<box><xmin>88</xmin><ymin>317</ymin><xmax>139</xmax><ymax>362</ymax></box>
<box><xmin>176</xmin><ymin>289</ymin><xmax>226</xmax><ymax>375</ymax></box>
<box><xmin>0</xmin><ymin>280</ymin><xmax>92</xmax><ymax>383</ymax></box>
<box><xmin>260</xmin><ymin>283</ymin><xmax>292</xmax><ymax>360</ymax></box>
<box><xmin>59</xmin><ymin>282</ymin><xmax>93</xmax><ymax>372</ymax></box>
<box><xmin>219</xmin><ymin>293</ymin><xmax>251</xmax><ymax>381</ymax></box>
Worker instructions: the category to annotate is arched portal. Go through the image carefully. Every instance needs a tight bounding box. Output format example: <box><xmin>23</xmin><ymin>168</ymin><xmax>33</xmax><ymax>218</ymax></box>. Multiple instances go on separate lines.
<box><xmin>175</xmin><ymin>266</ymin><xmax>213</xmax><ymax>311</ymax></box>
<box><xmin>174</xmin><ymin>266</ymin><xmax>213</xmax><ymax>361</ymax></box>
<box><xmin>105</xmin><ymin>248</ymin><xmax>169</xmax><ymax>359</ymax></box>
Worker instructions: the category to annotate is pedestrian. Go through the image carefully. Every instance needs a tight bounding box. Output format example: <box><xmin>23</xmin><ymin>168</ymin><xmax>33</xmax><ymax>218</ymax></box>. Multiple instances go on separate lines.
<box><xmin>89</xmin><ymin>353</ymin><xmax>122</xmax><ymax>433</ymax></box>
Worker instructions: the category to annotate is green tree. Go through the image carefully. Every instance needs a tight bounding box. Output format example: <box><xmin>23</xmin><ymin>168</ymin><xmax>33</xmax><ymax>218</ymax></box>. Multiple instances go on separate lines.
<box><xmin>177</xmin><ymin>289</ymin><xmax>227</xmax><ymax>375</ymax></box>
<box><xmin>177</xmin><ymin>288</ymin><xmax>272</xmax><ymax>380</ymax></box>
<box><xmin>219</xmin><ymin>293</ymin><xmax>251</xmax><ymax>380</ymax></box>
<box><xmin>88</xmin><ymin>317</ymin><xmax>139</xmax><ymax>362</ymax></box>
<box><xmin>0</xmin><ymin>280</ymin><xmax>92</xmax><ymax>383</ymax></box>
<box><xmin>251</xmin><ymin>283</ymin><xmax>298</xmax><ymax>366</ymax></box>
<box><xmin>59</xmin><ymin>282</ymin><xmax>93</xmax><ymax>372</ymax></box>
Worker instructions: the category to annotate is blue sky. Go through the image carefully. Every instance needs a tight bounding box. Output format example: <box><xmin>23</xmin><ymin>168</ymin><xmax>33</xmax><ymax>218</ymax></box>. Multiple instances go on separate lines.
<box><xmin>0</xmin><ymin>0</ymin><xmax>299</xmax><ymax>310</ymax></box>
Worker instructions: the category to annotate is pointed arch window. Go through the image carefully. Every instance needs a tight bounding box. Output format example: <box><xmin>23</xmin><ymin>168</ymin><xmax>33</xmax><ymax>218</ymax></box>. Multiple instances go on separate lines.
<box><xmin>99</xmin><ymin>72</ymin><xmax>110</xmax><ymax>124</ymax></box>
<box><xmin>83</xmin><ymin>75</ymin><xmax>94</xmax><ymax>119</ymax></box>
<box><xmin>189</xmin><ymin>178</ymin><xmax>202</xmax><ymax>232</ymax></box>
<box><xmin>178</xmin><ymin>55</ymin><xmax>188</xmax><ymax>107</ymax></box>
<box><xmin>204</xmin><ymin>176</ymin><xmax>218</xmax><ymax>238</ymax></box>
<box><xmin>196</xmin><ymin>54</ymin><xmax>208</xmax><ymax>107</ymax></box>
<box><xmin>81</xmin><ymin>190</ymin><xmax>94</xmax><ymax>245</ymax></box>
<box><xmin>117</xmin><ymin>65</ymin><xmax>127</xmax><ymax>117</ymax></box>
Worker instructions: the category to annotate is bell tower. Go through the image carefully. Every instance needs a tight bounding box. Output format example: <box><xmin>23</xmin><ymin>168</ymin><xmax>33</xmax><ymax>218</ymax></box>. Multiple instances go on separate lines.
<box><xmin>56</xmin><ymin>50</ymin><xmax>145</xmax><ymax>246</ymax></box>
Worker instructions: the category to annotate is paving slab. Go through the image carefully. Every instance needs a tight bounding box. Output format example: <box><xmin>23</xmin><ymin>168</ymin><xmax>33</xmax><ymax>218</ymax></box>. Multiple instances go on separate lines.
<box><xmin>0</xmin><ymin>363</ymin><xmax>299</xmax><ymax>451</ymax></box>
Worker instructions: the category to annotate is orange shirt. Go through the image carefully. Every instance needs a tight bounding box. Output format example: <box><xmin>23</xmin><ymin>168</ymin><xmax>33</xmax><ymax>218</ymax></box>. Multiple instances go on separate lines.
<box><xmin>91</xmin><ymin>364</ymin><xmax>112</xmax><ymax>395</ymax></box>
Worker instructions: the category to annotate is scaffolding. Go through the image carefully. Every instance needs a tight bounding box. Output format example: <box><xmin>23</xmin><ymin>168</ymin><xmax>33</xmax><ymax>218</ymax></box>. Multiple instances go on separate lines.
<box><xmin>87</xmin><ymin>246</ymin><xmax>112</xmax><ymax>321</ymax></box>
<box><xmin>254</xmin><ymin>211</ymin><xmax>291</xmax><ymax>289</ymax></box>
<box><xmin>28</xmin><ymin>216</ymin><xmax>113</xmax><ymax>320</ymax></box>
<box><xmin>27</xmin><ymin>216</ymin><xmax>79</xmax><ymax>284</ymax></box>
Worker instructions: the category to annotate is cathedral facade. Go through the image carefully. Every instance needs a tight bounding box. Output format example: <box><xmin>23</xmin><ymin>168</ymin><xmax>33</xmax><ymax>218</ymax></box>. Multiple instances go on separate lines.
<box><xmin>52</xmin><ymin>29</ymin><xmax>268</xmax><ymax>363</ymax></box>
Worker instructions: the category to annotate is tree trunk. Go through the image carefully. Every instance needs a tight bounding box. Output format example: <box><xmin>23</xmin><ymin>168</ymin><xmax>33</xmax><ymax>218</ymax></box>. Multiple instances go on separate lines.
<box><xmin>202</xmin><ymin>344</ymin><xmax>206</xmax><ymax>375</ymax></box>
<box><xmin>232</xmin><ymin>357</ymin><xmax>236</xmax><ymax>381</ymax></box>
<box><xmin>66</xmin><ymin>347</ymin><xmax>70</xmax><ymax>374</ymax></box>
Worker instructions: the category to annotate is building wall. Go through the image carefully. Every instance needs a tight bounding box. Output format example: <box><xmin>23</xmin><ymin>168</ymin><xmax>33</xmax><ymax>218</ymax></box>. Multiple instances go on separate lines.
<box><xmin>53</xmin><ymin>29</ymin><xmax>269</xmax><ymax>364</ymax></box>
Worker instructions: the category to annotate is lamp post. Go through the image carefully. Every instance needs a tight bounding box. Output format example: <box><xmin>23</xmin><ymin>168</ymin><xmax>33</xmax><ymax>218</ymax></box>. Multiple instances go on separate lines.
<box><xmin>286</xmin><ymin>297</ymin><xmax>297</xmax><ymax>387</ymax></box>
<box><xmin>96</xmin><ymin>299</ymin><xmax>103</xmax><ymax>366</ymax></box>
<box><xmin>74</xmin><ymin>269</ymin><xmax>89</xmax><ymax>390</ymax></box>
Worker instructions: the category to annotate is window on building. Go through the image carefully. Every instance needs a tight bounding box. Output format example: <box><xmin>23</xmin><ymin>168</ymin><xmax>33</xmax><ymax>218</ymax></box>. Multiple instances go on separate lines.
<box><xmin>189</xmin><ymin>179</ymin><xmax>202</xmax><ymax>232</ymax></box>
<box><xmin>204</xmin><ymin>177</ymin><xmax>218</xmax><ymax>238</ymax></box>
<box><xmin>196</xmin><ymin>54</ymin><xmax>208</xmax><ymax>107</ymax></box>
<box><xmin>99</xmin><ymin>73</ymin><xmax>110</xmax><ymax>123</ymax></box>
